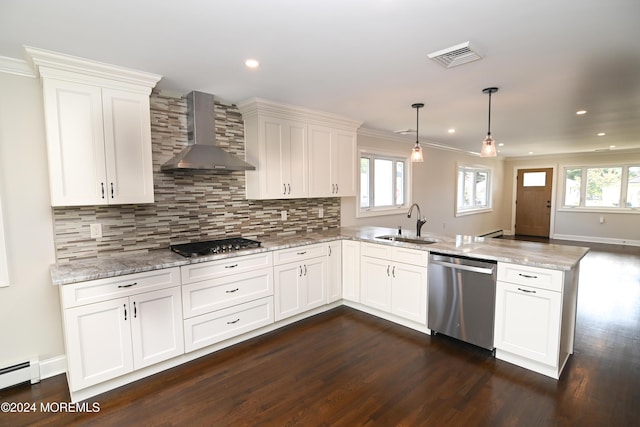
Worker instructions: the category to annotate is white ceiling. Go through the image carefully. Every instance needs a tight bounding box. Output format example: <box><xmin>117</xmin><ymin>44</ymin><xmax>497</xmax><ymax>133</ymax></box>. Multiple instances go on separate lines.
<box><xmin>2</xmin><ymin>0</ymin><xmax>640</xmax><ymax>157</ymax></box>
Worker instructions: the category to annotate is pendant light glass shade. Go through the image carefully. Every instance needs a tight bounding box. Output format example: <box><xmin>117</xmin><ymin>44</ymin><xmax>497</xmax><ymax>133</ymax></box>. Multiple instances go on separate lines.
<box><xmin>480</xmin><ymin>87</ymin><xmax>498</xmax><ymax>157</ymax></box>
<box><xmin>410</xmin><ymin>103</ymin><xmax>424</xmax><ymax>162</ymax></box>
<box><xmin>411</xmin><ymin>142</ymin><xmax>424</xmax><ymax>162</ymax></box>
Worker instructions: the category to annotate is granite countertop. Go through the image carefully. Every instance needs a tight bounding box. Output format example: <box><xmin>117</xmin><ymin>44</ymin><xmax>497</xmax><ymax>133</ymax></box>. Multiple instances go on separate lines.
<box><xmin>50</xmin><ymin>226</ymin><xmax>590</xmax><ymax>286</ymax></box>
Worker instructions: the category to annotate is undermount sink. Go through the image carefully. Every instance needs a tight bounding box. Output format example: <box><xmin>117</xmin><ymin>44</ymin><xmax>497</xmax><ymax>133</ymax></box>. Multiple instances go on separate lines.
<box><xmin>375</xmin><ymin>235</ymin><xmax>439</xmax><ymax>245</ymax></box>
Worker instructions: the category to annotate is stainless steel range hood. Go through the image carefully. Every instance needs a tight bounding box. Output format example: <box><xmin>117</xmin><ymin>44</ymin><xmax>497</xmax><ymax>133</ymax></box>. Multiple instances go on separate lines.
<box><xmin>161</xmin><ymin>91</ymin><xmax>255</xmax><ymax>172</ymax></box>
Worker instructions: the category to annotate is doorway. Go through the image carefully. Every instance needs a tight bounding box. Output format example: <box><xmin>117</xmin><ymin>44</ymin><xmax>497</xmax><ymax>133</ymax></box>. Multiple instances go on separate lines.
<box><xmin>515</xmin><ymin>168</ymin><xmax>553</xmax><ymax>237</ymax></box>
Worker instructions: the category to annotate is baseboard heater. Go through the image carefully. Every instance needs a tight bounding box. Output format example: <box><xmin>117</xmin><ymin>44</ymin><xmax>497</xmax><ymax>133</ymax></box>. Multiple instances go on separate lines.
<box><xmin>478</xmin><ymin>229</ymin><xmax>503</xmax><ymax>238</ymax></box>
<box><xmin>0</xmin><ymin>359</ymin><xmax>40</xmax><ymax>390</ymax></box>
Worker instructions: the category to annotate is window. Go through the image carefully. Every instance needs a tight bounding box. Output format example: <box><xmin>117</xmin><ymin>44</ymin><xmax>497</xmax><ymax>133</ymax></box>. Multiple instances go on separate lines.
<box><xmin>562</xmin><ymin>164</ymin><xmax>640</xmax><ymax>210</ymax></box>
<box><xmin>359</xmin><ymin>151</ymin><xmax>408</xmax><ymax>216</ymax></box>
<box><xmin>456</xmin><ymin>165</ymin><xmax>492</xmax><ymax>216</ymax></box>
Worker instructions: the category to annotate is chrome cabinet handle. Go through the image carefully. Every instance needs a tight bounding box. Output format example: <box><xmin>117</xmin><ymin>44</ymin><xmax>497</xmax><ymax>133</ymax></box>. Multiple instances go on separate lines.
<box><xmin>117</xmin><ymin>282</ymin><xmax>138</xmax><ymax>288</ymax></box>
<box><xmin>517</xmin><ymin>287</ymin><xmax>537</xmax><ymax>294</ymax></box>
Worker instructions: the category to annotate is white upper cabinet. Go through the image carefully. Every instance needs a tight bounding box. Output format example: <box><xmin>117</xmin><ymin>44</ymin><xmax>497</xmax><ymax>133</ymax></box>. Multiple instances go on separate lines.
<box><xmin>26</xmin><ymin>47</ymin><xmax>161</xmax><ymax>207</ymax></box>
<box><xmin>239</xmin><ymin>98</ymin><xmax>362</xmax><ymax>200</ymax></box>
<box><xmin>308</xmin><ymin>125</ymin><xmax>357</xmax><ymax>197</ymax></box>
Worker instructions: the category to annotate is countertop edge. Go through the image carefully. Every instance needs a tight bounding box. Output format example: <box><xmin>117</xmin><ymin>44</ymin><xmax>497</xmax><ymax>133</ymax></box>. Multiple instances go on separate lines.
<box><xmin>51</xmin><ymin>227</ymin><xmax>590</xmax><ymax>285</ymax></box>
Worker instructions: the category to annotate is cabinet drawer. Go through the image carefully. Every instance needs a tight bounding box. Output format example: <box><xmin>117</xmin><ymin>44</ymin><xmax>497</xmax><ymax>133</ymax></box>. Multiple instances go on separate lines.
<box><xmin>498</xmin><ymin>263</ymin><xmax>563</xmax><ymax>292</ymax></box>
<box><xmin>273</xmin><ymin>243</ymin><xmax>326</xmax><ymax>265</ymax></box>
<box><xmin>181</xmin><ymin>252</ymin><xmax>273</xmax><ymax>284</ymax></box>
<box><xmin>60</xmin><ymin>267</ymin><xmax>180</xmax><ymax>308</ymax></box>
<box><xmin>184</xmin><ymin>296</ymin><xmax>274</xmax><ymax>352</ymax></box>
<box><xmin>182</xmin><ymin>267</ymin><xmax>274</xmax><ymax>319</ymax></box>
<box><xmin>361</xmin><ymin>242</ymin><xmax>393</xmax><ymax>260</ymax></box>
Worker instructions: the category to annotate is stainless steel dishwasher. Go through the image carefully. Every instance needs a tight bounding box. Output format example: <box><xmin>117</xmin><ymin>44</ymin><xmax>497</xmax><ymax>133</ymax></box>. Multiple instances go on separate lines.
<box><xmin>428</xmin><ymin>252</ymin><xmax>497</xmax><ymax>351</ymax></box>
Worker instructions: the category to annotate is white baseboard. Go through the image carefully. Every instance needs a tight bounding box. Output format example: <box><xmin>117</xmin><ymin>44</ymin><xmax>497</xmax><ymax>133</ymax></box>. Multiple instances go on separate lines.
<box><xmin>552</xmin><ymin>234</ymin><xmax>640</xmax><ymax>247</ymax></box>
<box><xmin>40</xmin><ymin>355</ymin><xmax>67</xmax><ymax>380</ymax></box>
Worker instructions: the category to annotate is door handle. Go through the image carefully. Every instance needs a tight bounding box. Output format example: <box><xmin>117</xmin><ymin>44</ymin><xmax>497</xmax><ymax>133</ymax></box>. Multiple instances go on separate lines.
<box><xmin>546</xmin><ymin>201</ymin><xmax>551</xmax><ymax>208</ymax></box>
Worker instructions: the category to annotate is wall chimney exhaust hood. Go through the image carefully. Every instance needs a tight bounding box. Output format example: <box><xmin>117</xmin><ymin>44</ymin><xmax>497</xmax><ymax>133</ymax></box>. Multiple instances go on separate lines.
<box><xmin>161</xmin><ymin>91</ymin><xmax>255</xmax><ymax>172</ymax></box>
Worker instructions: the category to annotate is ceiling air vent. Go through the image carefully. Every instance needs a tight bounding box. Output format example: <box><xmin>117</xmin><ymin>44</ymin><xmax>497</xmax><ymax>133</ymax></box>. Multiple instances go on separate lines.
<box><xmin>428</xmin><ymin>41</ymin><xmax>483</xmax><ymax>68</ymax></box>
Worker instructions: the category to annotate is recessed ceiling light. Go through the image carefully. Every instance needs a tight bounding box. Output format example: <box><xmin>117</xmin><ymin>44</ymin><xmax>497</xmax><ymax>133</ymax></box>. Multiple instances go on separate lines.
<box><xmin>609</xmin><ymin>145</ymin><xmax>616</xmax><ymax>148</ymax></box>
<box><xmin>245</xmin><ymin>59</ymin><xmax>260</xmax><ymax>68</ymax></box>
<box><xmin>576</xmin><ymin>110</ymin><xmax>587</xmax><ymax>115</ymax></box>
<box><xmin>528</xmin><ymin>151</ymin><xmax>534</xmax><ymax>155</ymax></box>
<box><xmin>597</xmin><ymin>132</ymin><xmax>606</xmax><ymax>136</ymax></box>
<box><xmin>448</xmin><ymin>128</ymin><xmax>455</xmax><ymax>133</ymax></box>
<box><xmin>498</xmin><ymin>143</ymin><xmax>504</xmax><ymax>147</ymax></box>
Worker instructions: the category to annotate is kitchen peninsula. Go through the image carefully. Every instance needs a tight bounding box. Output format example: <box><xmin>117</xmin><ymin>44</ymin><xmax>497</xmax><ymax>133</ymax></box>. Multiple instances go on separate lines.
<box><xmin>51</xmin><ymin>226</ymin><xmax>588</xmax><ymax>402</ymax></box>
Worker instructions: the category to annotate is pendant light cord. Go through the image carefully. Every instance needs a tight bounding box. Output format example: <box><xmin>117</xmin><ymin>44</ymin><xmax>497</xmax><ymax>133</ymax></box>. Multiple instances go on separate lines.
<box><xmin>487</xmin><ymin>90</ymin><xmax>492</xmax><ymax>135</ymax></box>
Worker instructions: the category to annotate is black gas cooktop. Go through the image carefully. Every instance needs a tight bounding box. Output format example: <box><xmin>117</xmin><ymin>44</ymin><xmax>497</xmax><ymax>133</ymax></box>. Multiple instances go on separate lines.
<box><xmin>170</xmin><ymin>237</ymin><xmax>262</xmax><ymax>257</ymax></box>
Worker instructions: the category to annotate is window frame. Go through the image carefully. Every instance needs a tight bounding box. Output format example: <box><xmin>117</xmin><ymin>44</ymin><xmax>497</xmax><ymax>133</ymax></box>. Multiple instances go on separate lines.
<box><xmin>559</xmin><ymin>163</ymin><xmax>640</xmax><ymax>213</ymax></box>
<box><xmin>455</xmin><ymin>163</ymin><xmax>493</xmax><ymax>217</ymax></box>
<box><xmin>357</xmin><ymin>148</ymin><xmax>412</xmax><ymax>218</ymax></box>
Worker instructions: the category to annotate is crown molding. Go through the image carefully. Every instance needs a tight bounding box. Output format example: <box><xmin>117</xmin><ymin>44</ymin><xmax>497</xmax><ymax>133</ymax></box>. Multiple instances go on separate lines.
<box><xmin>0</xmin><ymin>56</ymin><xmax>35</xmax><ymax>78</ymax></box>
<box><xmin>237</xmin><ymin>97</ymin><xmax>363</xmax><ymax>130</ymax></box>
<box><xmin>24</xmin><ymin>46</ymin><xmax>161</xmax><ymax>93</ymax></box>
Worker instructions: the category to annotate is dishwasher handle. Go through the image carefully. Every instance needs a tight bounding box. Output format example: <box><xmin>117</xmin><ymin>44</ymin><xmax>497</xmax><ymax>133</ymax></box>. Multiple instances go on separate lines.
<box><xmin>429</xmin><ymin>259</ymin><xmax>495</xmax><ymax>275</ymax></box>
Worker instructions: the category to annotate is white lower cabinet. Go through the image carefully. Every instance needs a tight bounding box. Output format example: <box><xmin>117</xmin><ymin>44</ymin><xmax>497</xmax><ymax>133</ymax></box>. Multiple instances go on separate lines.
<box><xmin>61</xmin><ymin>269</ymin><xmax>184</xmax><ymax>391</ymax></box>
<box><xmin>341</xmin><ymin>240</ymin><xmax>361</xmax><ymax>302</ymax></box>
<box><xmin>360</xmin><ymin>243</ymin><xmax>427</xmax><ymax>325</ymax></box>
<box><xmin>493</xmin><ymin>262</ymin><xmax>578</xmax><ymax>379</ymax></box>
<box><xmin>494</xmin><ymin>281</ymin><xmax>561</xmax><ymax>365</ymax></box>
<box><xmin>327</xmin><ymin>241</ymin><xmax>342</xmax><ymax>303</ymax></box>
<box><xmin>180</xmin><ymin>253</ymin><xmax>275</xmax><ymax>352</ymax></box>
<box><xmin>273</xmin><ymin>243</ymin><xmax>328</xmax><ymax>321</ymax></box>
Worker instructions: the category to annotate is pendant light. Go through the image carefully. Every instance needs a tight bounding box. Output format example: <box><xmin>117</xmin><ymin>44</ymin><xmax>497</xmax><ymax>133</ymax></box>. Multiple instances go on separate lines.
<box><xmin>480</xmin><ymin>87</ymin><xmax>498</xmax><ymax>157</ymax></box>
<box><xmin>411</xmin><ymin>102</ymin><xmax>424</xmax><ymax>162</ymax></box>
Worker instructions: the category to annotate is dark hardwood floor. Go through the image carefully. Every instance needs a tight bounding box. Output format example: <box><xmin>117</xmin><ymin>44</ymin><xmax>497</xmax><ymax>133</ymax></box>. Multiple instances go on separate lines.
<box><xmin>2</xmin><ymin>239</ymin><xmax>639</xmax><ymax>426</ymax></box>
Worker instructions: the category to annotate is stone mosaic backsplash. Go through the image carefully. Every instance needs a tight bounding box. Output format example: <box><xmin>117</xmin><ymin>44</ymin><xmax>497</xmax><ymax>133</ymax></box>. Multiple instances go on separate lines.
<box><xmin>52</xmin><ymin>92</ymin><xmax>340</xmax><ymax>262</ymax></box>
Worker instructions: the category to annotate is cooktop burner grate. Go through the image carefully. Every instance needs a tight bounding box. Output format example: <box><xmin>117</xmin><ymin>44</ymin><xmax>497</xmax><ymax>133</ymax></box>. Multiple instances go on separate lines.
<box><xmin>170</xmin><ymin>237</ymin><xmax>262</xmax><ymax>257</ymax></box>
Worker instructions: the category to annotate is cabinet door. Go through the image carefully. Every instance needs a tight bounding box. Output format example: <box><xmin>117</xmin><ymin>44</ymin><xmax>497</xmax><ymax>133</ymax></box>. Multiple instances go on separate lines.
<box><xmin>391</xmin><ymin>262</ymin><xmax>427</xmax><ymax>324</ymax></box>
<box><xmin>308</xmin><ymin>125</ymin><xmax>332</xmax><ymax>197</ymax></box>
<box><xmin>327</xmin><ymin>242</ymin><xmax>342</xmax><ymax>303</ymax></box>
<box><xmin>360</xmin><ymin>257</ymin><xmax>392</xmax><ymax>312</ymax></box>
<box><xmin>130</xmin><ymin>287</ymin><xmax>184</xmax><ymax>369</ymax></box>
<box><xmin>332</xmin><ymin>130</ymin><xmax>357</xmax><ymax>196</ymax></box>
<box><xmin>42</xmin><ymin>79</ymin><xmax>107</xmax><ymax>206</ymax></box>
<box><xmin>64</xmin><ymin>297</ymin><xmax>133</xmax><ymax>391</ymax></box>
<box><xmin>494</xmin><ymin>281</ymin><xmax>561</xmax><ymax>366</ymax></box>
<box><xmin>303</xmin><ymin>257</ymin><xmax>327</xmax><ymax>311</ymax></box>
<box><xmin>102</xmin><ymin>89</ymin><xmax>154</xmax><ymax>204</ymax></box>
<box><xmin>274</xmin><ymin>263</ymin><xmax>303</xmax><ymax>321</ymax></box>
<box><xmin>284</xmin><ymin>121</ymin><xmax>308</xmax><ymax>198</ymax></box>
<box><xmin>342</xmin><ymin>240</ymin><xmax>360</xmax><ymax>302</ymax></box>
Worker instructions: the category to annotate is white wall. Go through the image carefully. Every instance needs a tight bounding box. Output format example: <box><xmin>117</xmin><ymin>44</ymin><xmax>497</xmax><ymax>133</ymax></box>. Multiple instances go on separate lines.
<box><xmin>504</xmin><ymin>151</ymin><xmax>640</xmax><ymax>244</ymax></box>
<box><xmin>0</xmin><ymin>72</ymin><xmax>62</xmax><ymax>367</ymax></box>
<box><xmin>342</xmin><ymin>131</ymin><xmax>508</xmax><ymax>237</ymax></box>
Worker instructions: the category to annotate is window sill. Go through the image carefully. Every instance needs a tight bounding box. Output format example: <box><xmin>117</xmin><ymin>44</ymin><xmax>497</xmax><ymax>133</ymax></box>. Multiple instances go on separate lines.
<box><xmin>557</xmin><ymin>207</ymin><xmax>640</xmax><ymax>214</ymax></box>
<box><xmin>455</xmin><ymin>207</ymin><xmax>493</xmax><ymax>217</ymax></box>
